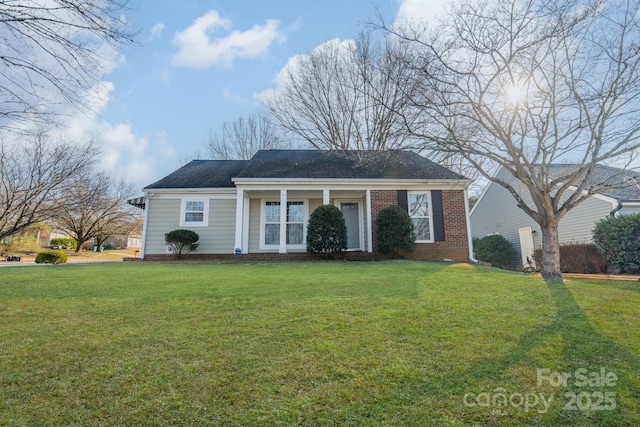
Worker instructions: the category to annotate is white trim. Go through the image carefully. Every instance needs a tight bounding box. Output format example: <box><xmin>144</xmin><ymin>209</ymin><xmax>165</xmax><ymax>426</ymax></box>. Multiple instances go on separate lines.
<box><xmin>408</xmin><ymin>191</ymin><xmax>435</xmax><ymax>243</ymax></box>
<box><xmin>234</xmin><ymin>189</ymin><xmax>244</xmax><ymax>252</ymax></box>
<box><xmin>259</xmin><ymin>197</ymin><xmax>309</xmax><ymax>251</ymax></box>
<box><xmin>233</xmin><ymin>178</ymin><xmax>470</xmax><ymax>190</ymax></box>
<box><xmin>140</xmin><ymin>192</ymin><xmax>151</xmax><ymax>259</ymax></box>
<box><xmin>144</xmin><ymin>189</ymin><xmax>236</xmax><ymax>198</ymax></box>
<box><xmin>366</xmin><ymin>189</ymin><xmax>373</xmax><ymax>252</ymax></box>
<box><xmin>242</xmin><ymin>194</ymin><xmax>250</xmax><ymax>254</ymax></box>
<box><xmin>323</xmin><ymin>189</ymin><xmax>330</xmax><ymax>204</ymax></box>
<box><xmin>464</xmin><ymin>188</ymin><xmax>478</xmax><ymax>262</ymax></box>
<box><xmin>179</xmin><ymin>198</ymin><xmax>209</xmax><ymax>227</ymax></box>
<box><xmin>279</xmin><ymin>190</ymin><xmax>287</xmax><ymax>254</ymax></box>
<box><xmin>337</xmin><ymin>200</ymin><xmax>364</xmax><ymax>251</ymax></box>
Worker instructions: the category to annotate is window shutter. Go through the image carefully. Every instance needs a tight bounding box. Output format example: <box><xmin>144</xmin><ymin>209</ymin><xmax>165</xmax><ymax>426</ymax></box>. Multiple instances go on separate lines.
<box><xmin>432</xmin><ymin>190</ymin><xmax>445</xmax><ymax>242</ymax></box>
<box><xmin>397</xmin><ymin>190</ymin><xmax>408</xmax><ymax>211</ymax></box>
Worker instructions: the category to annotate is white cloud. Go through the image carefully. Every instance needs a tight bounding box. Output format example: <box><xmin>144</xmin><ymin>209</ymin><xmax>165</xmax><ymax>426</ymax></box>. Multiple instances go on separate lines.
<box><xmin>395</xmin><ymin>0</ymin><xmax>445</xmax><ymax>28</ymax></box>
<box><xmin>255</xmin><ymin>38</ymin><xmax>354</xmax><ymax>105</ymax></box>
<box><xmin>171</xmin><ymin>10</ymin><xmax>282</xmax><ymax>69</ymax></box>
<box><xmin>150</xmin><ymin>22</ymin><xmax>165</xmax><ymax>40</ymax></box>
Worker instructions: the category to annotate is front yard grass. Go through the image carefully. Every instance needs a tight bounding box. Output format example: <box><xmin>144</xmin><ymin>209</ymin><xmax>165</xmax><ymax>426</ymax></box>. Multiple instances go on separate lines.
<box><xmin>0</xmin><ymin>261</ymin><xmax>638</xmax><ymax>426</ymax></box>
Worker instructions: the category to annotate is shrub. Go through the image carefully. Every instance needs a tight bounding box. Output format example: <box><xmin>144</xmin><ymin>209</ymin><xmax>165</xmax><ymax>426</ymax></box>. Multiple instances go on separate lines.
<box><xmin>35</xmin><ymin>250</ymin><xmax>68</xmax><ymax>264</ymax></box>
<box><xmin>593</xmin><ymin>213</ymin><xmax>640</xmax><ymax>272</ymax></box>
<box><xmin>306</xmin><ymin>204</ymin><xmax>347</xmax><ymax>259</ymax></box>
<box><xmin>50</xmin><ymin>237</ymin><xmax>77</xmax><ymax>250</ymax></box>
<box><xmin>164</xmin><ymin>229</ymin><xmax>199</xmax><ymax>260</ymax></box>
<box><xmin>473</xmin><ymin>235</ymin><xmax>516</xmax><ymax>269</ymax></box>
<box><xmin>532</xmin><ymin>243</ymin><xmax>607</xmax><ymax>274</ymax></box>
<box><xmin>376</xmin><ymin>205</ymin><xmax>416</xmax><ymax>257</ymax></box>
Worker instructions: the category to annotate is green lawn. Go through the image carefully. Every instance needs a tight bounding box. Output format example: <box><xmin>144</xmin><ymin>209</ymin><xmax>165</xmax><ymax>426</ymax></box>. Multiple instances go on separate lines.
<box><xmin>1</xmin><ymin>261</ymin><xmax>638</xmax><ymax>426</ymax></box>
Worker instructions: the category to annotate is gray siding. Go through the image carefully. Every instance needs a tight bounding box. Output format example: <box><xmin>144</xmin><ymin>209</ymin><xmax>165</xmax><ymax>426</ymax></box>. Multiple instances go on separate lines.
<box><xmin>471</xmin><ymin>169</ymin><xmax>615</xmax><ymax>266</ymax></box>
<box><xmin>145</xmin><ymin>198</ymin><xmax>180</xmax><ymax>255</ymax></box>
<box><xmin>144</xmin><ymin>198</ymin><xmax>236</xmax><ymax>255</ymax></box>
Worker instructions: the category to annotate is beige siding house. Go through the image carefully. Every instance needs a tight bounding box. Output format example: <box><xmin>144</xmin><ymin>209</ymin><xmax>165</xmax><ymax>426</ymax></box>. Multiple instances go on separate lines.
<box><xmin>470</xmin><ymin>165</ymin><xmax>640</xmax><ymax>267</ymax></box>
<box><xmin>139</xmin><ymin>150</ymin><xmax>475</xmax><ymax>261</ymax></box>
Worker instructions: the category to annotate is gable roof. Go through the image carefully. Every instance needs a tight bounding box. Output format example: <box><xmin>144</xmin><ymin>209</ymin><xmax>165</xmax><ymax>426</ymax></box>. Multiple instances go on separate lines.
<box><xmin>545</xmin><ymin>164</ymin><xmax>640</xmax><ymax>202</ymax></box>
<box><xmin>145</xmin><ymin>160</ymin><xmax>247</xmax><ymax>189</ymax></box>
<box><xmin>472</xmin><ymin>164</ymin><xmax>640</xmax><ymax>214</ymax></box>
<box><xmin>144</xmin><ymin>150</ymin><xmax>467</xmax><ymax>190</ymax></box>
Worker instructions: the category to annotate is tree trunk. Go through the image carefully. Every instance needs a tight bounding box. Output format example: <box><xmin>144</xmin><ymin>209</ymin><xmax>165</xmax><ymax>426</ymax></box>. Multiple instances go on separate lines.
<box><xmin>540</xmin><ymin>221</ymin><xmax>563</xmax><ymax>281</ymax></box>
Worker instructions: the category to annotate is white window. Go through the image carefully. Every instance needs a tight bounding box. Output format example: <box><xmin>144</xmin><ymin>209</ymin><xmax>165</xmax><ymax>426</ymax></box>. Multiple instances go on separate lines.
<box><xmin>260</xmin><ymin>200</ymin><xmax>307</xmax><ymax>249</ymax></box>
<box><xmin>408</xmin><ymin>191</ymin><xmax>434</xmax><ymax>242</ymax></box>
<box><xmin>180</xmin><ymin>199</ymin><xmax>209</xmax><ymax>227</ymax></box>
<box><xmin>264</xmin><ymin>201</ymin><xmax>281</xmax><ymax>246</ymax></box>
<box><xmin>286</xmin><ymin>201</ymin><xmax>305</xmax><ymax>245</ymax></box>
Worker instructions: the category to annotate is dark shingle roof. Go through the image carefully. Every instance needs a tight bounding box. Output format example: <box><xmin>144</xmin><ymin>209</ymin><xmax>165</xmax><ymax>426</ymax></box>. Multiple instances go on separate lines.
<box><xmin>235</xmin><ymin>150</ymin><xmax>466</xmax><ymax>180</ymax></box>
<box><xmin>546</xmin><ymin>164</ymin><xmax>640</xmax><ymax>201</ymax></box>
<box><xmin>144</xmin><ymin>160</ymin><xmax>248</xmax><ymax>189</ymax></box>
<box><xmin>144</xmin><ymin>150</ymin><xmax>466</xmax><ymax>190</ymax></box>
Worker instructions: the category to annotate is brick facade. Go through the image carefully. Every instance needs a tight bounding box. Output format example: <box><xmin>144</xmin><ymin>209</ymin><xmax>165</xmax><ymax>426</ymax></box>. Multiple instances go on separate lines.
<box><xmin>370</xmin><ymin>189</ymin><xmax>469</xmax><ymax>262</ymax></box>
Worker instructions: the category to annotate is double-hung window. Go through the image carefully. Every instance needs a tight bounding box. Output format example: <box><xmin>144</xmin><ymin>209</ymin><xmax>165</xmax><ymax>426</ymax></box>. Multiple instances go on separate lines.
<box><xmin>180</xmin><ymin>199</ymin><xmax>209</xmax><ymax>227</ymax></box>
<box><xmin>286</xmin><ymin>201</ymin><xmax>305</xmax><ymax>245</ymax></box>
<box><xmin>264</xmin><ymin>201</ymin><xmax>281</xmax><ymax>245</ymax></box>
<box><xmin>408</xmin><ymin>192</ymin><xmax>433</xmax><ymax>242</ymax></box>
<box><xmin>261</xmin><ymin>200</ymin><xmax>306</xmax><ymax>248</ymax></box>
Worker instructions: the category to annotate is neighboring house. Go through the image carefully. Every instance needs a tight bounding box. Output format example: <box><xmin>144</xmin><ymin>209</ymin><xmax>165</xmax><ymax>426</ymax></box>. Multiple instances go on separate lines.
<box><xmin>138</xmin><ymin>150</ymin><xmax>474</xmax><ymax>261</ymax></box>
<box><xmin>470</xmin><ymin>164</ymin><xmax>640</xmax><ymax>268</ymax></box>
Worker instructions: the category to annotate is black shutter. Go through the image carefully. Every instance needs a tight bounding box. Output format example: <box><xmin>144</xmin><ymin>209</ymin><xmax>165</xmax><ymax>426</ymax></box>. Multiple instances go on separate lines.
<box><xmin>432</xmin><ymin>190</ymin><xmax>445</xmax><ymax>242</ymax></box>
<box><xmin>397</xmin><ymin>190</ymin><xmax>408</xmax><ymax>211</ymax></box>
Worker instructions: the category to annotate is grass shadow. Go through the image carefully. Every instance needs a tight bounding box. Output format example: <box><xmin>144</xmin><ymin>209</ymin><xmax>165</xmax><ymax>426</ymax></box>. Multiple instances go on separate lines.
<box><xmin>456</xmin><ymin>278</ymin><xmax>640</xmax><ymax>426</ymax></box>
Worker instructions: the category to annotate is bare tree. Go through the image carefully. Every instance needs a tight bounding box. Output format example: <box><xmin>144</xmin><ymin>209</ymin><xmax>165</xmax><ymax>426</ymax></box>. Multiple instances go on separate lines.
<box><xmin>0</xmin><ymin>131</ymin><xmax>99</xmax><ymax>240</ymax></box>
<box><xmin>265</xmin><ymin>33</ymin><xmax>419</xmax><ymax>151</ymax></box>
<box><xmin>0</xmin><ymin>0</ymin><xmax>137</xmax><ymax>129</ymax></box>
<box><xmin>206</xmin><ymin>113</ymin><xmax>287</xmax><ymax>160</ymax></box>
<box><xmin>54</xmin><ymin>172</ymin><xmax>138</xmax><ymax>252</ymax></box>
<box><xmin>383</xmin><ymin>0</ymin><xmax>640</xmax><ymax>280</ymax></box>
<box><xmin>93</xmin><ymin>216</ymin><xmax>142</xmax><ymax>252</ymax></box>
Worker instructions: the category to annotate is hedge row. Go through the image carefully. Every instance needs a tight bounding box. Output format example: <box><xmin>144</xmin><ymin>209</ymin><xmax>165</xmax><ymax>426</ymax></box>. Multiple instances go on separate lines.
<box><xmin>532</xmin><ymin>243</ymin><xmax>607</xmax><ymax>274</ymax></box>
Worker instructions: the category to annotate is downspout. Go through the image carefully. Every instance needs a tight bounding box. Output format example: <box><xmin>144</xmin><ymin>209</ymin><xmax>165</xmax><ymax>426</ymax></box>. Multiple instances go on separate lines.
<box><xmin>464</xmin><ymin>188</ymin><xmax>479</xmax><ymax>263</ymax></box>
<box><xmin>610</xmin><ymin>200</ymin><xmax>623</xmax><ymax>217</ymax></box>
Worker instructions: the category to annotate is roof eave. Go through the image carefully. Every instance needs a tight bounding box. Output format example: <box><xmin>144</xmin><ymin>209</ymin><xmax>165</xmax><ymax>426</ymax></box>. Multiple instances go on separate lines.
<box><xmin>232</xmin><ymin>177</ymin><xmax>470</xmax><ymax>189</ymax></box>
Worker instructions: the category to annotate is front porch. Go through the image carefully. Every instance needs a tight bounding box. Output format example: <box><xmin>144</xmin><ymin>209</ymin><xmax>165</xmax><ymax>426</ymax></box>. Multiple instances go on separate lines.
<box><xmin>233</xmin><ymin>188</ymin><xmax>373</xmax><ymax>255</ymax></box>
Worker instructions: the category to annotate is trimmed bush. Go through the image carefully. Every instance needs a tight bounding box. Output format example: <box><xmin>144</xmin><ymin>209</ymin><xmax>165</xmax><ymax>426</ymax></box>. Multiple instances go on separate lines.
<box><xmin>532</xmin><ymin>243</ymin><xmax>607</xmax><ymax>274</ymax></box>
<box><xmin>593</xmin><ymin>213</ymin><xmax>640</xmax><ymax>272</ymax></box>
<box><xmin>473</xmin><ymin>235</ymin><xmax>516</xmax><ymax>269</ymax></box>
<box><xmin>376</xmin><ymin>205</ymin><xmax>416</xmax><ymax>257</ymax></box>
<box><xmin>35</xmin><ymin>250</ymin><xmax>68</xmax><ymax>264</ymax></box>
<box><xmin>50</xmin><ymin>237</ymin><xmax>77</xmax><ymax>250</ymax></box>
<box><xmin>164</xmin><ymin>229</ymin><xmax>199</xmax><ymax>260</ymax></box>
<box><xmin>306</xmin><ymin>204</ymin><xmax>347</xmax><ymax>259</ymax></box>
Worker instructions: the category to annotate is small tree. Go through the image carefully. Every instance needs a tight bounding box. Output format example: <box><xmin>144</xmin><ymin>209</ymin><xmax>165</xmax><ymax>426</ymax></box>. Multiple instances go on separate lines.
<box><xmin>473</xmin><ymin>235</ymin><xmax>516</xmax><ymax>270</ymax></box>
<box><xmin>164</xmin><ymin>229</ymin><xmax>199</xmax><ymax>260</ymax></box>
<box><xmin>593</xmin><ymin>214</ymin><xmax>640</xmax><ymax>273</ymax></box>
<box><xmin>376</xmin><ymin>206</ymin><xmax>415</xmax><ymax>257</ymax></box>
<box><xmin>306</xmin><ymin>205</ymin><xmax>347</xmax><ymax>259</ymax></box>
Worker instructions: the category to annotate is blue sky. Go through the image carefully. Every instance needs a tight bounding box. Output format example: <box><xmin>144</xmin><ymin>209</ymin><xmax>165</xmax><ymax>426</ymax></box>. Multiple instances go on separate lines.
<box><xmin>70</xmin><ymin>0</ymin><xmax>444</xmax><ymax>191</ymax></box>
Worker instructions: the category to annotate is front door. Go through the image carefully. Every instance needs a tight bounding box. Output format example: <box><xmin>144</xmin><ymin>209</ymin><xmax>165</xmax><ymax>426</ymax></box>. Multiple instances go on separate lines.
<box><xmin>340</xmin><ymin>202</ymin><xmax>361</xmax><ymax>250</ymax></box>
<box><xmin>518</xmin><ymin>227</ymin><xmax>535</xmax><ymax>268</ymax></box>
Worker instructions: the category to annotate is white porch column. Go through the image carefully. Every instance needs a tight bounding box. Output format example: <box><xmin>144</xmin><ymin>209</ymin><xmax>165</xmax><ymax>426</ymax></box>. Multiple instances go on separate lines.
<box><xmin>323</xmin><ymin>189</ymin><xmax>330</xmax><ymax>205</ymax></box>
<box><xmin>242</xmin><ymin>194</ymin><xmax>250</xmax><ymax>254</ymax></box>
<box><xmin>366</xmin><ymin>189</ymin><xmax>373</xmax><ymax>252</ymax></box>
<box><xmin>279</xmin><ymin>189</ymin><xmax>287</xmax><ymax>254</ymax></box>
<box><xmin>234</xmin><ymin>189</ymin><xmax>244</xmax><ymax>253</ymax></box>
